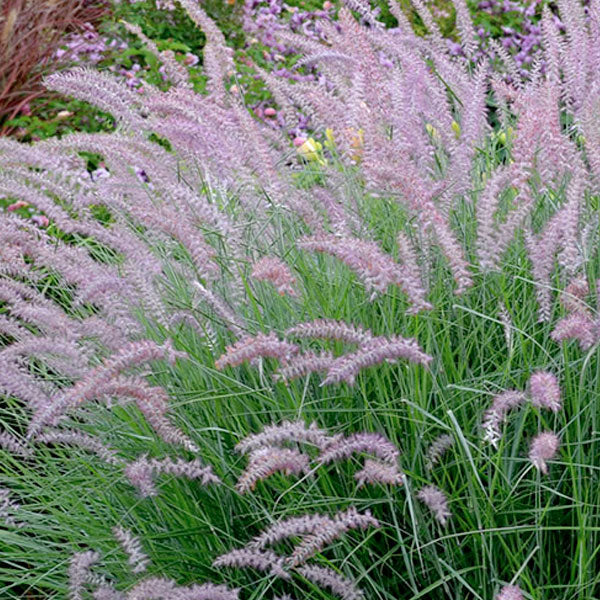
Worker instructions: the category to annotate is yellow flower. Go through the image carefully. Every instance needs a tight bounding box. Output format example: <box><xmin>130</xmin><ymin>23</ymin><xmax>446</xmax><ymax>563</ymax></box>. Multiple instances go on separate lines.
<box><xmin>296</xmin><ymin>137</ymin><xmax>326</xmax><ymax>165</ymax></box>
<box><xmin>346</xmin><ymin>127</ymin><xmax>364</xmax><ymax>162</ymax></box>
<box><xmin>495</xmin><ymin>126</ymin><xmax>513</xmax><ymax>145</ymax></box>
<box><xmin>350</xmin><ymin>128</ymin><xmax>364</xmax><ymax>148</ymax></box>
<box><xmin>451</xmin><ymin>120</ymin><xmax>461</xmax><ymax>138</ymax></box>
<box><xmin>325</xmin><ymin>128</ymin><xmax>336</xmax><ymax>149</ymax></box>
<box><xmin>426</xmin><ymin>123</ymin><xmax>442</xmax><ymax>141</ymax></box>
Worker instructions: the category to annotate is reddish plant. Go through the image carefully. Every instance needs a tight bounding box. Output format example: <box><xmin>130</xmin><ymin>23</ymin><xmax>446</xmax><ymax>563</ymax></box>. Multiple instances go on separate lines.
<box><xmin>0</xmin><ymin>0</ymin><xmax>110</xmax><ymax>135</ymax></box>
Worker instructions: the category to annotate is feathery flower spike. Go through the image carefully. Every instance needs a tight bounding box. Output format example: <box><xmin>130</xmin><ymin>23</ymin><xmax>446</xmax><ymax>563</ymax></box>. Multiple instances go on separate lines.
<box><xmin>236</xmin><ymin>420</ymin><xmax>336</xmax><ymax>454</ymax></box>
<box><xmin>27</xmin><ymin>340</ymin><xmax>186</xmax><ymax>437</ymax></box>
<box><xmin>93</xmin><ymin>586</ymin><xmax>125</xmax><ymax>600</ymax></box>
<box><xmin>176</xmin><ymin>583</ymin><xmax>240</xmax><ymax>600</ymax></box>
<box><xmin>288</xmin><ymin>507</ymin><xmax>379</xmax><ymax>566</ymax></box>
<box><xmin>112</xmin><ymin>526</ymin><xmax>149</xmax><ymax>574</ymax></box>
<box><xmin>425</xmin><ymin>434</ymin><xmax>454</xmax><ymax>470</ymax></box>
<box><xmin>322</xmin><ymin>335</ymin><xmax>432</xmax><ymax>386</ymax></box>
<box><xmin>528</xmin><ymin>371</ymin><xmax>562</xmax><ymax>412</ymax></box>
<box><xmin>236</xmin><ymin>447</ymin><xmax>310</xmax><ymax>493</ymax></box>
<box><xmin>417</xmin><ymin>485</ymin><xmax>451</xmax><ymax>526</ymax></box>
<box><xmin>0</xmin><ymin>487</ymin><xmax>25</xmax><ymax>528</ymax></box>
<box><xmin>124</xmin><ymin>456</ymin><xmax>156</xmax><ymax>498</ymax></box>
<box><xmin>319</xmin><ymin>432</ymin><xmax>400</xmax><ymax>465</ymax></box>
<box><xmin>560</xmin><ymin>276</ymin><xmax>590</xmax><ymax>314</ymax></box>
<box><xmin>213</xmin><ymin>548</ymin><xmax>289</xmax><ymax>580</ymax></box>
<box><xmin>215</xmin><ymin>333</ymin><xmax>298</xmax><ymax>370</ymax></box>
<box><xmin>37</xmin><ymin>429</ymin><xmax>123</xmax><ymax>466</ymax></box>
<box><xmin>482</xmin><ymin>391</ymin><xmax>526</xmax><ymax>447</ymax></box>
<box><xmin>529</xmin><ymin>432</ymin><xmax>559</xmax><ymax>475</ymax></box>
<box><xmin>0</xmin><ymin>430</ymin><xmax>32</xmax><ymax>458</ymax></box>
<box><xmin>124</xmin><ymin>578</ymin><xmax>176</xmax><ymax>600</ymax></box>
<box><xmin>252</xmin><ymin>256</ymin><xmax>298</xmax><ymax>297</ymax></box>
<box><xmin>296</xmin><ymin>564</ymin><xmax>364</xmax><ymax>600</ymax></box>
<box><xmin>396</xmin><ymin>231</ymin><xmax>433</xmax><ymax>313</ymax></box>
<box><xmin>551</xmin><ymin>312</ymin><xmax>598</xmax><ymax>350</ymax></box>
<box><xmin>250</xmin><ymin>513</ymin><xmax>337</xmax><ymax>549</ymax></box>
<box><xmin>69</xmin><ymin>551</ymin><xmax>100</xmax><ymax>600</ymax></box>
<box><xmin>496</xmin><ymin>584</ymin><xmax>524</xmax><ymax>600</ymax></box>
<box><xmin>354</xmin><ymin>458</ymin><xmax>403</xmax><ymax>487</ymax></box>
<box><xmin>298</xmin><ymin>233</ymin><xmax>419</xmax><ymax>302</ymax></box>
<box><xmin>273</xmin><ymin>350</ymin><xmax>335</xmax><ymax>383</ymax></box>
<box><xmin>125</xmin><ymin>455</ymin><xmax>220</xmax><ymax>498</ymax></box>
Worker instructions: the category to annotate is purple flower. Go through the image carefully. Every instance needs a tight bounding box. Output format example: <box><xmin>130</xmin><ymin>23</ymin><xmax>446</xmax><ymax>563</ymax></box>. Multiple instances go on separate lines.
<box><xmin>236</xmin><ymin>420</ymin><xmax>336</xmax><ymax>454</ymax></box>
<box><xmin>296</xmin><ymin>564</ymin><xmax>364</xmax><ymax>600</ymax></box>
<box><xmin>251</xmin><ymin>256</ymin><xmax>298</xmax><ymax>296</ymax></box>
<box><xmin>354</xmin><ymin>459</ymin><xmax>403</xmax><ymax>487</ymax></box>
<box><xmin>425</xmin><ymin>434</ymin><xmax>454</xmax><ymax>470</ymax></box>
<box><xmin>417</xmin><ymin>485</ymin><xmax>451</xmax><ymax>526</ymax></box>
<box><xmin>213</xmin><ymin>548</ymin><xmax>289</xmax><ymax>580</ymax></box>
<box><xmin>112</xmin><ymin>526</ymin><xmax>149</xmax><ymax>573</ymax></box>
<box><xmin>319</xmin><ymin>432</ymin><xmax>400</xmax><ymax>465</ymax></box>
<box><xmin>496</xmin><ymin>584</ymin><xmax>524</xmax><ymax>600</ymax></box>
<box><xmin>321</xmin><ymin>335</ymin><xmax>432</xmax><ymax>386</ymax></box>
<box><xmin>287</xmin><ymin>507</ymin><xmax>379</xmax><ymax>567</ymax></box>
<box><xmin>482</xmin><ymin>391</ymin><xmax>527</xmax><ymax>447</ymax></box>
<box><xmin>528</xmin><ymin>371</ymin><xmax>561</xmax><ymax>412</ymax></box>
<box><xmin>529</xmin><ymin>432</ymin><xmax>559</xmax><ymax>474</ymax></box>
<box><xmin>236</xmin><ymin>446</ymin><xmax>310</xmax><ymax>493</ymax></box>
<box><xmin>215</xmin><ymin>333</ymin><xmax>299</xmax><ymax>369</ymax></box>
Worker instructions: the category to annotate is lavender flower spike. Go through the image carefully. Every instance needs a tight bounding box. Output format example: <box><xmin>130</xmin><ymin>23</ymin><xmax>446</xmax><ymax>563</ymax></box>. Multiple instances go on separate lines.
<box><xmin>125</xmin><ymin>455</ymin><xmax>220</xmax><ymax>498</ymax></box>
<box><xmin>250</xmin><ymin>513</ymin><xmax>336</xmax><ymax>549</ymax></box>
<box><xmin>213</xmin><ymin>548</ymin><xmax>289</xmax><ymax>580</ymax></box>
<box><xmin>551</xmin><ymin>312</ymin><xmax>597</xmax><ymax>350</ymax></box>
<box><xmin>273</xmin><ymin>350</ymin><xmax>334</xmax><ymax>383</ymax></box>
<box><xmin>235</xmin><ymin>420</ymin><xmax>336</xmax><ymax>454</ymax></box>
<box><xmin>529</xmin><ymin>432</ymin><xmax>559</xmax><ymax>475</ymax></box>
<box><xmin>322</xmin><ymin>335</ymin><xmax>432</xmax><ymax>386</ymax></box>
<box><xmin>496</xmin><ymin>584</ymin><xmax>524</xmax><ymax>600</ymax></box>
<box><xmin>288</xmin><ymin>507</ymin><xmax>379</xmax><ymax>566</ymax></box>
<box><xmin>482</xmin><ymin>391</ymin><xmax>527</xmax><ymax>448</ymax></box>
<box><xmin>236</xmin><ymin>447</ymin><xmax>310</xmax><ymax>493</ymax></box>
<box><xmin>528</xmin><ymin>371</ymin><xmax>562</xmax><ymax>413</ymax></box>
<box><xmin>177</xmin><ymin>583</ymin><xmax>240</xmax><ymax>600</ymax></box>
<box><xmin>124</xmin><ymin>578</ymin><xmax>176</xmax><ymax>600</ymax></box>
<box><xmin>298</xmin><ymin>234</ymin><xmax>406</xmax><ymax>301</ymax></box>
<box><xmin>93</xmin><ymin>586</ymin><xmax>125</xmax><ymax>600</ymax></box>
<box><xmin>37</xmin><ymin>429</ymin><xmax>123</xmax><ymax>466</ymax></box>
<box><xmin>125</xmin><ymin>456</ymin><xmax>157</xmax><ymax>498</ymax></box>
<box><xmin>252</xmin><ymin>256</ymin><xmax>298</xmax><ymax>297</ymax></box>
<box><xmin>319</xmin><ymin>432</ymin><xmax>400</xmax><ymax>465</ymax></box>
<box><xmin>354</xmin><ymin>459</ymin><xmax>403</xmax><ymax>487</ymax></box>
<box><xmin>285</xmin><ymin>319</ymin><xmax>373</xmax><ymax>345</ymax></box>
<box><xmin>123</xmin><ymin>578</ymin><xmax>240</xmax><ymax>600</ymax></box>
<box><xmin>215</xmin><ymin>333</ymin><xmax>299</xmax><ymax>370</ymax></box>
<box><xmin>425</xmin><ymin>434</ymin><xmax>454</xmax><ymax>470</ymax></box>
<box><xmin>113</xmin><ymin>526</ymin><xmax>150</xmax><ymax>574</ymax></box>
<box><xmin>0</xmin><ymin>486</ymin><xmax>25</xmax><ymax>528</ymax></box>
<box><xmin>0</xmin><ymin>430</ymin><xmax>32</xmax><ymax>458</ymax></box>
<box><xmin>69</xmin><ymin>551</ymin><xmax>100</xmax><ymax>600</ymax></box>
<box><xmin>296</xmin><ymin>564</ymin><xmax>364</xmax><ymax>600</ymax></box>
<box><xmin>417</xmin><ymin>485</ymin><xmax>451</xmax><ymax>526</ymax></box>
